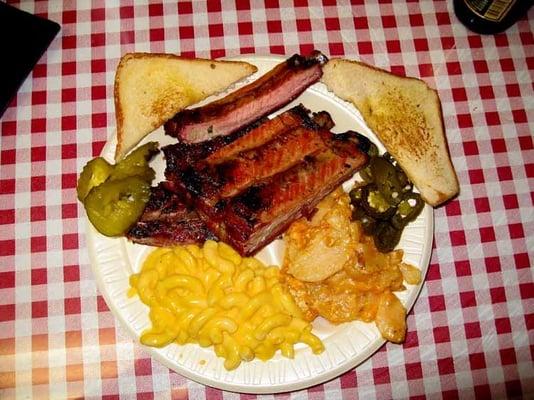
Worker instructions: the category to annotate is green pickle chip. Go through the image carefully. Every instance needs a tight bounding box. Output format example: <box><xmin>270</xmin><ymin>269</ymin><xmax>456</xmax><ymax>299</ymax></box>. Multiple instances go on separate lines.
<box><xmin>110</xmin><ymin>142</ymin><xmax>159</xmax><ymax>182</ymax></box>
<box><xmin>84</xmin><ymin>176</ymin><xmax>151</xmax><ymax>237</ymax></box>
<box><xmin>76</xmin><ymin>157</ymin><xmax>113</xmax><ymax>201</ymax></box>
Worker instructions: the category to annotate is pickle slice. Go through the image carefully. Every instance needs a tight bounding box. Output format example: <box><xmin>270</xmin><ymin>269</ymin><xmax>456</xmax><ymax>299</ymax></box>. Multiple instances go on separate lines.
<box><xmin>76</xmin><ymin>157</ymin><xmax>114</xmax><ymax>201</ymax></box>
<box><xmin>84</xmin><ymin>176</ymin><xmax>151</xmax><ymax>237</ymax></box>
<box><xmin>110</xmin><ymin>142</ymin><xmax>159</xmax><ymax>183</ymax></box>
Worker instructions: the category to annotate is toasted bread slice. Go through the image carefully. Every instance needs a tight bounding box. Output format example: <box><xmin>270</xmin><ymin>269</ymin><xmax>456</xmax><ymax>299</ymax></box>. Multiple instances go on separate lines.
<box><xmin>322</xmin><ymin>59</ymin><xmax>459</xmax><ymax>206</ymax></box>
<box><xmin>114</xmin><ymin>53</ymin><xmax>257</xmax><ymax>161</ymax></box>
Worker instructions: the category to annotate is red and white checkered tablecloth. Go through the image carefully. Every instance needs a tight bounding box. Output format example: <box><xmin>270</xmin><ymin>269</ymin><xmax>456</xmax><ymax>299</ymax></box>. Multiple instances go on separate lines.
<box><xmin>0</xmin><ymin>0</ymin><xmax>532</xmax><ymax>398</ymax></box>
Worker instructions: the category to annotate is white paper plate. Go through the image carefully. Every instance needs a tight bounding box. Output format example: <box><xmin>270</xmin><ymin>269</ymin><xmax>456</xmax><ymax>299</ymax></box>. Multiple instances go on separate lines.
<box><xmin>86</xmin><ymin>55</ymin><xmax>434</xmax><ymax>393</ymax></box>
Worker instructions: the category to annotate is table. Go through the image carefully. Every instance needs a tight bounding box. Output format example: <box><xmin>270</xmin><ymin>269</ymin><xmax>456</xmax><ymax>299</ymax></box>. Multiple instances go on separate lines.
<box><xmin>1</xmin><ymin>1</ymin><xmax>532</xmax><ymax>398</ymax></box>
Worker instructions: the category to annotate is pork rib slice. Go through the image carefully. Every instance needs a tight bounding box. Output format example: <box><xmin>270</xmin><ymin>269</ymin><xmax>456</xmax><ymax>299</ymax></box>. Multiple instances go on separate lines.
<box><xmin>164</xmin><ymin>51</ymin><xmax>328</xmax><ymax>143</ymax></box>
<box><xmin>164</xmin><ymin>117</ymin><xmax>267</xmax><ymax>175</ymax></box>
<box><xmin>217</xmin><ymin>126</ymin><xmax>328</xmax><ymax>198</ymax></box>
<box><xmin>205</xmin><ymin>106</ymin><xmax>307</xmax><ymax>165</ymax></box>
<box><xmin>126</xmin><ymin>182</ymin><xmax>216</xmax><ymax>247</ymax></box>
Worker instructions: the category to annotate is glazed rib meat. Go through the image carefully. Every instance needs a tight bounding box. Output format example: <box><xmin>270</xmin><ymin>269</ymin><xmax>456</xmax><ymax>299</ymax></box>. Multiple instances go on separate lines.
<box><xmin>163</xmin><ymin>105</ymin><xmax>369</xmax><ymax>256</ymax></box>
<box><xmin>127</xmin><ymin>119</ymin><xmax>269</xmax><ymax>247</ymax></box>
<box><xmin>205</xmin><ymin>107</ymin><xmax>306</xmax><ymax>165</ymax></box>
<box><xmin>126</xmin><ymin>182</ymin><xmax>216</xmax><ymax>247</ymax></box>
<box><xmin>164</xmin><ymin>51</ymin><xmax>328</xmax><ymax>143</ymax></box>
<box><xmin>217</xmin><ymin>127</ymin><xmax>327</xmax><ymax>198</ymax></box>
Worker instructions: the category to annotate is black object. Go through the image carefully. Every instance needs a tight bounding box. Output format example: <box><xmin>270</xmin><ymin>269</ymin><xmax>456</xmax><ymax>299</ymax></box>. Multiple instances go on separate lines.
<box><xmin>453</xmin><ymin>0</ymin><xmax>533</xmax><ymax>34</ymax></box>
<box><xmin>0</xmin><ymin>3</ymin><xmax>60</xmax><ymax>118</ymax></box>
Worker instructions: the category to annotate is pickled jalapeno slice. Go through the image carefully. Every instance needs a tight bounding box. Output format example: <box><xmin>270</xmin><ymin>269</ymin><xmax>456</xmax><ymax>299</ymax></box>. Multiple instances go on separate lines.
<box><xmin>373</xmin><ymin>222</ymin><xmax>402</xmax><ymax>253</ymax></box>
<box><xmin>349</xmin><ymin>145</ymin><xmax>426</xmax><ymax>253</ymax></box>
<box><xmin>349</xmin><ymin>185</ymin><xmax>364</xmax><ymax>203</ymax></box>
<box><xmin>395</xmin><ymin>166</ymin><xmax>411</xmax><ymax>192</ymax></box>
<box><xmin>367</xmin><ymin>141</ymin><xmax>379</xmax><ymax>158</ymax></box>
<box><xmin>391</xmin><ymin>192</ymin><xmax>424</xmax><ymax>230</ymax></box>
<box><xmin>382</xmin><ymin>152</ymin><xmax>396</xmax><ymax>165</ymax></box>
<box><xmin>359</xmin><ymin>184</ymin><xmax>397</xmax><ymax>220</ymax></box>
<box><xmin>360</xmin><ymin>166</ymin><xmax>373</xmax><ymax>183</ymax></box>
<box><xmin>370</xmin><ymin>157</ymin><xmax>403</xmax><ymax>205</ymax></box>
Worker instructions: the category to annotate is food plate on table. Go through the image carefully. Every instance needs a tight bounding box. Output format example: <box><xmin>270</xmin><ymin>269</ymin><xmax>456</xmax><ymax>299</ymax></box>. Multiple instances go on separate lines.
<box><xmin>86</xmin><ymin>55</ymin><xmax>434</xmax><ymax>393</ymax></box>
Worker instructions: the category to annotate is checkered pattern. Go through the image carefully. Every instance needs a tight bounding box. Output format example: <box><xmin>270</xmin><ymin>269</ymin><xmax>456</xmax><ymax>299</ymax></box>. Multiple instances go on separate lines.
<box><xmin>0</xmin><ymin>0</ymin><xmax>532</xmax><ymax>398</ymax></box>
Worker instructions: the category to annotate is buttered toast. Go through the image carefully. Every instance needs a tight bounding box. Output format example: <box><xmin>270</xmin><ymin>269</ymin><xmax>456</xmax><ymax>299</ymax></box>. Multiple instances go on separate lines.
<box><xmin>322</xmin><ymin>59</ymin><xmax>459</xmax><ymax>206</ymax></box>
<box><xmin>114</xmin><ymin>53</ymin><xmax>257</xmax><ymax>161</ymax></box>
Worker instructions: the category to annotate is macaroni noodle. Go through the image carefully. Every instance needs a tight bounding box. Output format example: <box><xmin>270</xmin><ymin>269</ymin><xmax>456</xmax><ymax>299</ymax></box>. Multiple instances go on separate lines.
<box><xmin>129</xmin><ymin>240</ymin><xmax>324</xmax><ymax>370</ymax></box>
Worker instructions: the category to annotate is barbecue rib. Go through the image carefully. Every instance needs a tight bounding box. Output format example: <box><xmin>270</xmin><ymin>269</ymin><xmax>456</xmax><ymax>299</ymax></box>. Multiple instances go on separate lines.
<box><xmin>163</xmin><ymin>105</ymin><xmax>369</xmax><ymax>256</ymax></box>
<box><xmin>217</xmin><ymin>127</ymin><xmax>327</xmax><ymax>198</ymax></box>
<box><xmin>126</xmin><ymin>182</ymin><xmax>216</xmax><ymax>247</ymax></box>
<box><xmin>205</xmin><ymin>108</ymin><xmax>306</xmax><ymax>165</ymax></box>
<box><xmin>164</xmin><ymin>51</ymin><xmax>328</xmax><ymax>143</ymax></box>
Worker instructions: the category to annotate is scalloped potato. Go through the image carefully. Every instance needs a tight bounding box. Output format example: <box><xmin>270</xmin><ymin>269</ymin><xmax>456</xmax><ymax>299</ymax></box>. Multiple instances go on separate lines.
<box><xmin>283</xmin><ymin>188</ymin><xmax>358</xmax><ymax>282</ymax></box>
<box><xmin>281</xmin><ymin>189</ymin><xmax>421</xmax><ymax>343</ymax></box>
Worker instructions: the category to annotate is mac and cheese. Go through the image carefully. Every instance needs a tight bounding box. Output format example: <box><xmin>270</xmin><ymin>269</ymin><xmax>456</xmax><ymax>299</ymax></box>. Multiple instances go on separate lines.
<box><xmin>129</xmin><ymin>240</ymin><xmax>324</xmax><ymax>370</ymax></box>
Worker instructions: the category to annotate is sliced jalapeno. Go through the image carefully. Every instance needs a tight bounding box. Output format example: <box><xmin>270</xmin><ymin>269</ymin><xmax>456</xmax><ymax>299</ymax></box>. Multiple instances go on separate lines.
<box><xmin>374</xmin><ymin>221</ymin><xmax>402</xmax><ymax>253</ymax></box>
<box><xmin>349</xmin><ymin>186</ymin><xmax>364</xmax><ymax>203</ymax></box>
<box><xmin>370</xmin><ymin>157</ymin><xmax>403</xmax><ymax>205</ymax></box>
<box><xmin>367</xmin><ymin>142</ymin><xmax>379</xmax><ymax>158</ymax></box>
<box><xmin>352</xmin><ymin>206</ymin><xmax>378</xmax><ymax>235</ymax></box>
<box><xmin>391</xmin><ymin>192</ymin><xmax>424</xmax><ymax>230</ymax></box>
<box><xmin>359</xmin><ymin>183</ymin><xmax>397</xmax><ymax>220</ymax></box>
<box><xmin>84</xmin><ymin>176</ymin><xmax>151</xmax><ymax>237</ymax></box>
<box><xmin>396</xmin><ymin>168</ymin><xmax>410</xmax><ymax>191</ymax></box>
<box><xmin>350</xmin><ymin>147</ymin><xmax>426</xmax><ymax>253</ymax></box>
<box><xmin>382</xmin><ymin>152</ymin><xmax>396</xmax><ymax>165</ymax></box>
<box><xmin>359</xmin><ymin>166</ymin><xmax>373</xmax><ymax>183</ymax></box>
